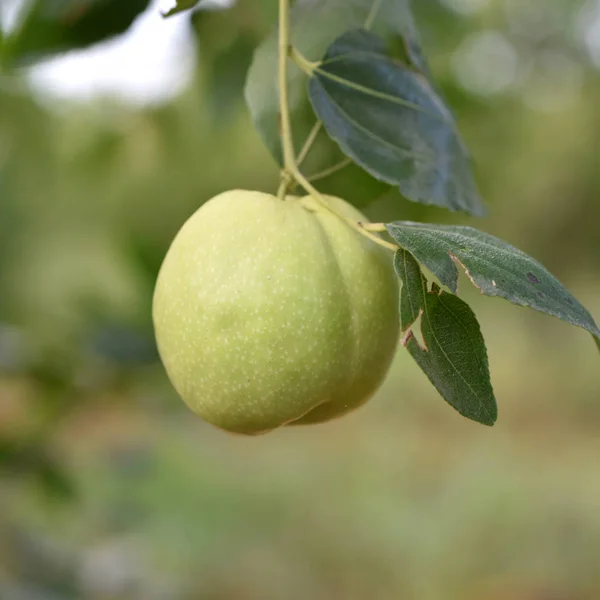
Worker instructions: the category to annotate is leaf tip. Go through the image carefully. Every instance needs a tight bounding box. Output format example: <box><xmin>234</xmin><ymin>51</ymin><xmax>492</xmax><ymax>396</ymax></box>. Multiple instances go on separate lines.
<box><xmin>464</xmin><ymin>408</ymin><xmax>497</xmax><ymax>427</ymax></box>
<box><xmin>483</xmin><ymin>412</ymin><xmax>498</xmax><ymax>427</ymax></box>
<box><xmin>480</xmin><ymin>399</ymin><xmax>498</xmax><ymax>427</ymax></box>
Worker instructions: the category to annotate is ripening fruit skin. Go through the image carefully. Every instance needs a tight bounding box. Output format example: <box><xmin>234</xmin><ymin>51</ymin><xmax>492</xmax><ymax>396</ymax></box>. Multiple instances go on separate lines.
<box><xmin>152</xmin><ymin>190</ymin><xmax>399</xmax><ymax>435</ymax></box>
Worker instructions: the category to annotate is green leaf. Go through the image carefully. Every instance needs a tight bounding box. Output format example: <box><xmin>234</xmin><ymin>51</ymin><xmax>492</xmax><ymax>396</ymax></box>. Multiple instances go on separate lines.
<box><xmin>192</xmin><ymin>7</ymin><xmax>260</xmax><ymax>125</ymax></box>
<box><xmin>309</xmin><ymin>29</ymin><xmax>484</xmax><ymax>216</ymax></box>
<box><xmin>208</xmin><ymin>34</ymin><xmax>258</xmax><ymax>123</ymax></box>
<box><xmin>244</xmin><ymin>0</ymin><xmax>426</xmax><ymax>208</ymax></box>
<box><xmin>397</xmin><ymin>247</ymin><xmax>428</xmax><ymax>327</ymax></box>
<box><xmin>387</xmin><ymin>222</ymin><xmax>600</xmax><ymax>345</ymax></box>
<box><xmin>395</xmin><ymin>249</ymin><xmax>497</xmax><ymax>426</ymax></box>
<box><xmin>161</xmin><ymin>0</ymin><xmax>201</xmax><ymax>18</ymax></box>
<box><xmin>5</xmin><ymin>0</ymin><xmax>151</xmax><ymax>65</ymax></box>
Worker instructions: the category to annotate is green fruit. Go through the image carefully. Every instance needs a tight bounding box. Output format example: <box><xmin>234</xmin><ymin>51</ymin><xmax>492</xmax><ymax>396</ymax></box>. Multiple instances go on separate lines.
<box><xmin>152</xmin><ymin>190</ymin><xmax>399</xmax><ymax>435</ymax></box>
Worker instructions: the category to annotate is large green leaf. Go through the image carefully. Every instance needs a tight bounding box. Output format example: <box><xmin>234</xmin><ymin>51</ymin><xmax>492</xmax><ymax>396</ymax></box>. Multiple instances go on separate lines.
<box><xmin>4</xmin><ymin>0</ymin><xmax>151</xmax><ymax>65</ymax></box>
<box><xmin>192</xmin><ymin>7</ymin><xmax>264</xmax><ymax>125</ymax></box>
<box><xmin>309</xmin><ymin>29</ymin><xmax>485</xmax><ymax>216</ymax></box>
<box><xmin>244</xmin><ymin>0</ymin><xmax>426</xmax><ymax>207</ymax></box>
<box><xmin>395</xmin><ymin>249</ymin><xmax>497</xmax><ymax>426</ymax></box>
<box><xmin>387</xmin><ymin>222</ymin><xmax>600</xmax><ymax>344</ymax></box>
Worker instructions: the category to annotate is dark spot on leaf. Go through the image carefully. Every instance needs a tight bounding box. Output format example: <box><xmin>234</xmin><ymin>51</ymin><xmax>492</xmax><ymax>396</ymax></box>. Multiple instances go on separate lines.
<box><xmin>537</xmin><ymin>292</ymin><xmax>544</xmax><ymax>298</ymax></box>
<box><xmin>527</xmin><ymin>272</ymin><xmax>540</xmax><ymax>284</ymax></box>
<box><xmin>566</xmin><ymin>298</ymin><xmax>573</xmax><ymax>305</ymax></box>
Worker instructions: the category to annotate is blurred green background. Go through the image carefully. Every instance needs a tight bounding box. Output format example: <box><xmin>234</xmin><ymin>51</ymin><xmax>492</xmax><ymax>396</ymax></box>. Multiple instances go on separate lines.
<box><xmin>1</xmin><ymin>1</ymin><xmax>600</xmax><ymax>599</ymax></box>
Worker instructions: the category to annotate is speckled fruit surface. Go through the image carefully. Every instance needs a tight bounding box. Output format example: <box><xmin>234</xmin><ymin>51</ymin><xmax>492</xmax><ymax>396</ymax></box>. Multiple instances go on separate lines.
<box><xmin>152</xmin><ymin>190</ymin><xmax>399</xmax><ymax>435</ymax></box>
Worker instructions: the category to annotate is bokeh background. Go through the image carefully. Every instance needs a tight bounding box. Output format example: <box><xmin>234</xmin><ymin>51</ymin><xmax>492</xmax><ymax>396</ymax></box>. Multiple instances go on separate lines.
<box><xmin>1</xmin><ymin>1</ymin><xmax>600</xmax><ymax>599</ymax></box>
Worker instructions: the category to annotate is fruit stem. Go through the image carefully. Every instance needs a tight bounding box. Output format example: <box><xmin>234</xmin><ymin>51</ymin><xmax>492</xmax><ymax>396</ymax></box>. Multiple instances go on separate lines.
<box><xmin>278</xmin><ymin>0</ymin><xmax>296</xmax><ymax>177</ymax></box>
<box><xmin>277</xmin><ymin>171</ymin><xmax>293</xmax><ymax>201</ymax></box>
<box><xmin>277</xmin><ymin>0</ymin><xmax>398</xmax><ymax>254</ymax></box>
<box><xmin>283</xmin><ymin>0</ymin><xmax>377</xmax><ymax>176</ymax></box>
